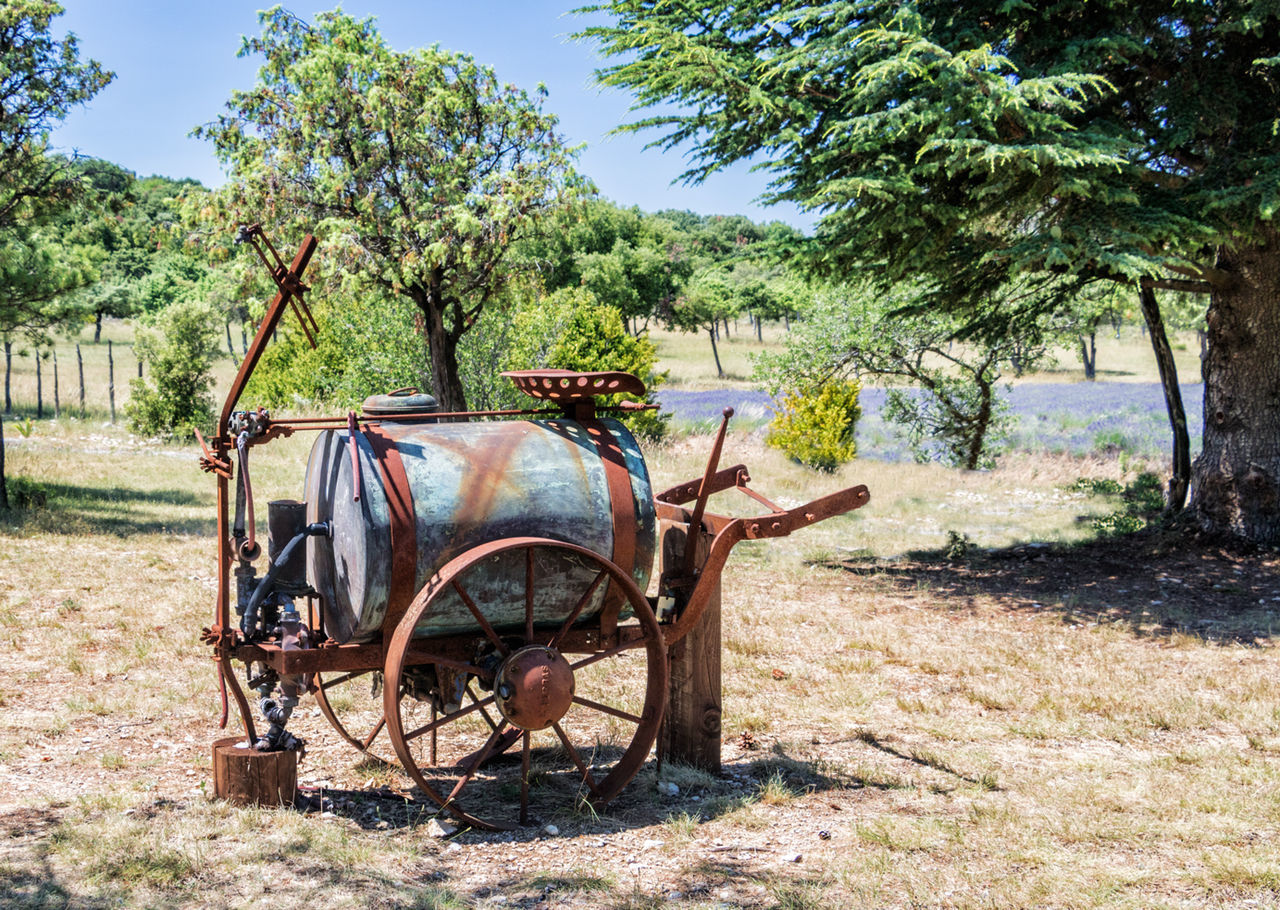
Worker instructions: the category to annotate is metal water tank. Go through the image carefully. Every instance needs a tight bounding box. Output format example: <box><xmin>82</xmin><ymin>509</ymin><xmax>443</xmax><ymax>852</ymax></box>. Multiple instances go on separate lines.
<box><xmin>304</xmin><ymin>417</ymin><xmax>656</xmax><ymax>643</ymax></box>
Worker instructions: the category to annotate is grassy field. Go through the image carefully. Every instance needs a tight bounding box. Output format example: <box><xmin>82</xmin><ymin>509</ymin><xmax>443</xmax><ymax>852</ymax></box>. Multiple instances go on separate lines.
<box><xmin>1</xmin><ymin>319</ymin><xmax>1276</xmax><ymax>909</ymax></box>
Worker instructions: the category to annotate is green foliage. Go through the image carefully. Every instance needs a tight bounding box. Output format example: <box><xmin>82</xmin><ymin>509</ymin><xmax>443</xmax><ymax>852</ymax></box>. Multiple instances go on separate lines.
<box><xmin>945</xmin><ymin>531</ymin><xmax>972</xmax><ymax>562</ymax></box>
<box><xmin>504</xmin><ymin>286</ymin><xmax>669</xmax><ymax>438</ymax></box>
<box><xmin>4</xmin><ymin>476</ymin><xmax>47</xmax><ymax>511</ymax></box>
<box><xmin>1071</xmin><ymin>478</ymin><xmax>1124</xmax><ymax>496</ymax></box>
<box><xmin>197</xmin><ymin>7</ymin><xmax>582</xmax><ymax>411</ymax></box>
<box><xmin>1076</xmin><ymin>472</ymin><xmax>1166</xmax><ymax>536</ymax></box>
<box><xmin>0</xmin><ymin>2</ymin><xmax>113</xmax><ymax>233</ymax></box>
<box><xmin>766</xmin><ymin>379</ymin><xmax>861</xmax><ymax>472</ymax></box>
<box><xmin>581</xmin><ymin>1</ymin><xmax>1278</xmax><ymax>300</ymax></box>
<box><xmin>755</xmin><ymin>285</ymin><xmax>1050</xmax><ymax>471</ymax></box>
<box><xmin>582</xmin><ymin>0</ymin><xmax>1280</xmax><ymax>538</ymax></box>
<box><xmin>125</xmin><ymin>300</ymin><xmax>221</xmax><ymax>440</ymax></box>
<box><xmin>0</xmin><ymin>3</ymin><xmax>112</xmax><ymax>345</ymax></box>
<box><xmin>883</xmin><ymin>381</ymin><xmax>1012</xmax><ymax>472</ymax></box>
<box><xmin>241</xmin><ymin>278</ymin><xmax>424</xmax><ymax>411</ymax></box>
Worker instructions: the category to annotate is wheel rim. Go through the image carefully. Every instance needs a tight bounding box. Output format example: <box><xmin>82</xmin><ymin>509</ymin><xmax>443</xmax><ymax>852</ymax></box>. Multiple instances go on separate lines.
<box><xmin>383</xmin><ymin>537</ymin><xmax>667</xmax><ymax>830</ymax></box>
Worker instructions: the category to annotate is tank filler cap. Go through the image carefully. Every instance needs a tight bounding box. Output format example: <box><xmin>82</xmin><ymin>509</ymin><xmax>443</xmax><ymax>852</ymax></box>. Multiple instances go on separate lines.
<box><xmin>361</xmin><ymin>387</ymin><xmax>439</xmax><ymax>416</ymax></box>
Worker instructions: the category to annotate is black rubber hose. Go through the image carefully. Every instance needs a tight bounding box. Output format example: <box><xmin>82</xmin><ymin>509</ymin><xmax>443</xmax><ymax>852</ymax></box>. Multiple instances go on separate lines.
<box><xmin>241</xmin><ymin>521</ymin><xmax>330</xmax><ymax>636</ymax></box>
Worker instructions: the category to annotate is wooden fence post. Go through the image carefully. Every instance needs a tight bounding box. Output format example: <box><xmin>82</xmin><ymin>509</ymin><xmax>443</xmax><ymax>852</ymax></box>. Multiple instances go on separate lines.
<box><xmin>77</xmin><ymin>344</ymin><xmax>85</xmax><ymax>417</ymax></box>
<box><xmin>108</xmin><ymin>341</ymin><xmax>115</xmax><ymax>423</ymax></box>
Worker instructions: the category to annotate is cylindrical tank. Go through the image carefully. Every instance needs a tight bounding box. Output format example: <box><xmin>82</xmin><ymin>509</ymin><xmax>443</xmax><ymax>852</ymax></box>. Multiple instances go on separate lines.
<box><xmin>304</xmin><ymin>417</ymin><xmax>656</xmax><ymax>643</ymax></box>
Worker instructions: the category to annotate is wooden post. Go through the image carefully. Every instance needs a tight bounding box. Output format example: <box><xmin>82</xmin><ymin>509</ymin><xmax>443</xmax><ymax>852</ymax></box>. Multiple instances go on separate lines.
<box><xmin>212</xmin><ymin>737</ymin><xmax>298</xmax><ymax>807</ymax></box>
<box><xmin>107</xmin><ymin>341</ymin><xmax>115</xmax><ymax>423</ymax></box>
<box><xmin>35</xmin><ymin>352</ymin><xmax>42</xmax><ymax>419</ymax></box>
<box><xmin>52</xmin><ymin>349</ymin><xmax>59</xmax><ymax>418</ymax></box>
<box><xmin>659</xmin><ymin>518</ymin><xmax>722</xmax><ymax>772</ymax></box>
<box><xmin>77</xmin><ymin>344</ymin><xmax>85</xmax><ymax>417</ymax></box>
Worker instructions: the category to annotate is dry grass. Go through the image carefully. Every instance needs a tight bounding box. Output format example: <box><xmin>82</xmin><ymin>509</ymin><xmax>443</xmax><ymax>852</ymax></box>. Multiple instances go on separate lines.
<box><xmin>0</xmin><ymin>320</ymin><xmax>1275</xmax><ymax>908</ymax></box>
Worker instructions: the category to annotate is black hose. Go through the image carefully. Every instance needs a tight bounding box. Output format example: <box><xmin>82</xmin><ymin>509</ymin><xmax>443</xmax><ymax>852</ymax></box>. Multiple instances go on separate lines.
<box><xmin>241</xmin><ymin>521</ymin><xmax>330</xmax><ymax>636</ymax></box>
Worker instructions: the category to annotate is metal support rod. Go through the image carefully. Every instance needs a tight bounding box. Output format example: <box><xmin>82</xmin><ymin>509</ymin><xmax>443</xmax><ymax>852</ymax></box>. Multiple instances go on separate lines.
<box><xmin>682</xmin><ymin>407</ymin><xmax>733</xmax><ymax>577</ymax></box>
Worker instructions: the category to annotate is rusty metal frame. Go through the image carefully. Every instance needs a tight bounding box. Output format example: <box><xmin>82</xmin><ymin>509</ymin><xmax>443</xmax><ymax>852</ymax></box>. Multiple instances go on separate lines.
<box><xmin>202</xmin><ymin>231</ymin><xmax>871</xmax><ymax>825</ymax></box>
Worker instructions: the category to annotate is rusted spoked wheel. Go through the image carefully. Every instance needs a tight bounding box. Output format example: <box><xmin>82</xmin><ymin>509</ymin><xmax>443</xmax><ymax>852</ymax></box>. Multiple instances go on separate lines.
<box><xmin>383</xmin><ymin>537</ymin><xmax>668</xmax><ymax>830</ymax></box>
<box><xmin>312</xmin><ymin>668</ymin><xmax>394</xmax><ymax>763</ymax></box>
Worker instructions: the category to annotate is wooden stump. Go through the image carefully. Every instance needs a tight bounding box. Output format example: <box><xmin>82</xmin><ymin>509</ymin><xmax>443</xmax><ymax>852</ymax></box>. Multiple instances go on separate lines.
<box><xmin>212</xmin><ymin>737</ymin><xmax>297</xmax><ymax>807</ymax></box>
<box><xmin>658</xmin><ymin>518</ymin><xmax>722</xmax><ymax>773</ymax></box>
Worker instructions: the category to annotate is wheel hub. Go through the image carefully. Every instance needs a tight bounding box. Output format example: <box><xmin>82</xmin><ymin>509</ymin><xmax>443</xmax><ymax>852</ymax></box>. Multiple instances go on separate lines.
<box><xmin>493</xmin><ymin>645</ymin><xmax>575</xmax><ymax>731</ymax></box>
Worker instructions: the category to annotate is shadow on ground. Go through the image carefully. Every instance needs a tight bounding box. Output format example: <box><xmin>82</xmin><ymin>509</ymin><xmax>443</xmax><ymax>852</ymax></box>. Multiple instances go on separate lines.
<box><xmin>819</xmin><ymin>528</ymin><xmax>1279</xmax><ymax>644</ymax></box>
<box><xmin>0</xmin><ymin>480</ymin><xmax>214</xmax><ymax>537</ymax></box>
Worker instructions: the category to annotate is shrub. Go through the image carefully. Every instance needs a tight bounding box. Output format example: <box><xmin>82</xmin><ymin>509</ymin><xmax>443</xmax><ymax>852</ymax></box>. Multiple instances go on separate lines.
<box><xmin>1077</xmin><ymin>471</ymin><xmax>1166</xmax><ymax>536</ymax></box>
<box><xmin>125</xmin><ymin>299</ymin><xmax>221</xmax><ymax>440</ymax></box>
<box><xmin>504</xmin><ymin>287</ymin><xmax>670</xmax><ymax>439</ymax></box>
<box><xmin>766</xmin><ymin>379</ymin><xmax>861</xmax><ymax>472</ymax></box>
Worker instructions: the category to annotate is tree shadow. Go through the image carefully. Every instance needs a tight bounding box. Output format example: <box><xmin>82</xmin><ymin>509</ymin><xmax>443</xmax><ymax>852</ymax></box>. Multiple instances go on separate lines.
<box><xmin>0</xmin><ymin>807</ymin><xmax>115</xmax><ymax>910</ymax></box>
<box><xmin>0</xmin><ymin>480</ymin><xmax>215</xmax><ymax>537</ymax></box>
<box><xmin>815</xmin><ymin>529</ymin><xmax>1279</xmax><ymax>645</ymax></box>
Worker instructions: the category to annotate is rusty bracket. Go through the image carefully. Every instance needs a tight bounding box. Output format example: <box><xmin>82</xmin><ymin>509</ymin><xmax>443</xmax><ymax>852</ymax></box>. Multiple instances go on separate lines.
<box><xmin>195</xmin><ymin>429</ymin><xmax>232</xmax><ymax>479</ymax></box>
<box><xmin>218</xmin><ymin>232</ymin><xmax>317</xmax><ymax>432</ymax></box>
<box><xmin>200</xmin><ymin>623</ymin><xmax>243</xmax><ymax>653</ymax></box>
<box><xmin>656</xmin><ymin>464</ymin><xmax>749</xmax><ymax>506</ymax></box>
<box><xmin>236</xmin><ymin>223</ymin><xmax>318</xmax><ymax>347</ymax></box>
<box><xmin>659</xmin><ymin>483</ymin><xmax>871</xmax><ymax>648</ymax></box>
<box><xmin>682</xmin><ymin>408</ymin><xmax>734</xmax><ymax>577</ymax></box>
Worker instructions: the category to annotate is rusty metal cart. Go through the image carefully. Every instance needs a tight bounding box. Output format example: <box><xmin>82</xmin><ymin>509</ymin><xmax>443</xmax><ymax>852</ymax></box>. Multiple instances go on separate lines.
<box><xmin>201</xmin><ymin>229</ymin><xmax>869</xmax><ymax>828</ymax></box>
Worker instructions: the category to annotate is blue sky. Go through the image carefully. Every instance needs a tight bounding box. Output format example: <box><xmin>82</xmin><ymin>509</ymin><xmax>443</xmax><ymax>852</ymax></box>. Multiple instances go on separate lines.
<box><xmin>50</xmin><ymin>1</ymin><xmax>813</xmax><ymax>230</ymax></box>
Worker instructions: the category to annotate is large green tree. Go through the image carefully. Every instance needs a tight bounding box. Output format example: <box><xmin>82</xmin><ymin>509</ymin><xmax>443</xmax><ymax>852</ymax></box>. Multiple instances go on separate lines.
<box><xmin>583</xmin><ymin>1</ymin><xmax>1280</xmax><ymax>543</ymax></box>
<box><xmin>0</xmin><ymin>0</ymin><xmax>111</xmax><ymax>510</ymax></box>
<box><xmin>198</xmin><ymin>7</ymin><xmax>582</xmax><ymax>412</ymax></box>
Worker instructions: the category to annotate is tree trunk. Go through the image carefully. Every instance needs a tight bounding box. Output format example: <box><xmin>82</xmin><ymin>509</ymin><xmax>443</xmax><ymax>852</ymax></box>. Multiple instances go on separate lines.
<box><xmin>707</xmin><ymin>327</ymin><xmax>724</xmax><ymax>378</ymax></box>
<box><xmin>416</xmin><ymin>276</ymin><xmax>469</xmax><ymax>413</ymax></box>
<box><xmin>0</xmin><ymin>411</ymin><xmax>6</xmax><ymax>510</ymax></box>
<box><xmin>756</xmin><ymin>314</ymin><xmax>763</xmax><ymax>343</ymax></box>
<box><xmin>35</xmin><ymin>353</ymin><xmax>43</xmax><ymax>419</ymax></box>
<box><xmin>965</xmin><ymin>378</ymin><xmax>994</xmax><ymax>471</ymax></box>
<box><xmin>3</xmin><ymin>341</ymin><xmax>10</xmax><ymax>414</ymax></box>
<box><xmin>1139</xmin><ymin>286</ymin><xmax>1190</xmax><ymax>512</ymax></box>
<box><xmin>1080</xmin><ymin>332</ymin><xmax>1097</xmax><ymax>380</ymax></box>
<box><xmin>52</xmin><ymin>350</ymin><xmax>59</xmax><ymax>418</ymax></box>
<box><xmin>1191</xmin><ymin>229</ymin><xmax>1280</xmax><ymax>541</ymax></box>
<box><xmin>94</xmin><ymin>311</ymin><xmax>103</xmax><ymax>343</ymax></box>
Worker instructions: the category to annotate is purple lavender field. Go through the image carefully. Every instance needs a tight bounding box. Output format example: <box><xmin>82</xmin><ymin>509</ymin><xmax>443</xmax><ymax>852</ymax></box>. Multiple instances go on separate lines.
<box><xmin>657</xmin><ymin>382</ymin><xmax>1204</xmax><ymax>463</ymax></box>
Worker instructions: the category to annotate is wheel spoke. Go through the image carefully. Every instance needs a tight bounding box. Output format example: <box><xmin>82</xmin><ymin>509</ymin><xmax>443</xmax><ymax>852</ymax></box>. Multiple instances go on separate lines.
<box><xmin>401</xmin><ymin>693</ymin><xmax>496</xmax><ymax>743</ymax></box>
<box><xmin>572</xmin><ymin>695</ymin><xmax>641</xmax><ymax>725</ymax></box>
<box><xmin>570</xmin><ymin>637</ymin><xmax>644</xmax><ymax>672</ymax></box>
<box><xmin>548</xmin><ymin>569</ymin><xmax>608</xmax><ymax>649</ymax></box>
<box><xmin>467</xmin><ymin>682</ymin><xmax>501</xmax><ymax>733</ymax></box>
<box><xmin>446</xmin><ymin>721</ymin><xmax>509</xmax><ymax>805</ymax></box>
<box><xmin>551</xmin><ymin>720</ymin><xmax>600</xmax><ymax>797</ymax></box>
<box><xmin>525</xmin><ymin>546</ymin><xmax>535</xmax><ymax>642</ymax></box>
<box><xmin>318</xmin><ymin>669</ymin><xmax>371</xmax><ymax>691</ymax></box>
<box><xmin>452</xmin><ymin>578</ymin><xmax>510</xmax><ymax>657</ymax></box>
<box><xmin>361</xmin><ymin>715</ymin><xmax>386</xmax><ymax>750</ymax></box>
